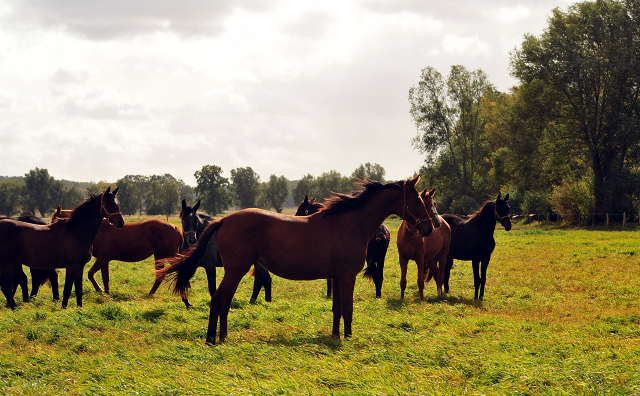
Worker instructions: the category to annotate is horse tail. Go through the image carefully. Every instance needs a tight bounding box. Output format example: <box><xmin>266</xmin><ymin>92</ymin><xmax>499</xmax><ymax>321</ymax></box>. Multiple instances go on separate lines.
<box><xmin>157</xmin><ymin>219</ymin><xmax>223</xmax><ymax>295</ymax></box>
<box><xmin>362</xmin><ymin>260</ymin><xmax>376</xmax><ymax>280</ymax></box>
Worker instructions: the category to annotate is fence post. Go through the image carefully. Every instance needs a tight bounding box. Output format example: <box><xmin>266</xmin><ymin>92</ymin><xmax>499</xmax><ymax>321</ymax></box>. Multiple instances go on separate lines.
<box><xmin>606</xmin><ymin>213</ymin><xmax>609</xmax><ymax>227</ymax></box>
<box><xmin>623</xmin><ymin>212</ymin><xmax>626</xmax><ymax>227</ymax></box>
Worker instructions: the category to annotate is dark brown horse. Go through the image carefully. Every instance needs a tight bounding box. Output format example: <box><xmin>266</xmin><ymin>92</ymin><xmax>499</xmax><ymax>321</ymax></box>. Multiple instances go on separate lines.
<box><xmin>397</xmin><ymin>188</ymin><xmax>450</xmax><ymax>300</ymax></box>
<box><xmin>52</xmin><ymin>206</ymin><xmax>183</xmax><ymax>300</ymax></box>
<box><xmin>0</xmin><ymin>215</ymin><xmax>60</xmax><ymax>302</ymax></box>
<box><xmin>0</xmin><ymin>187</ymin><xmax>124</xmax><ymax>309</ymax></box>
<box><xmin>159</xmin><ymin>176</ymin><xmax>435</xmax><ymax>344</ymax></box>
<box><xmin>442</xmin><ymin>193</ymin><xmax>511</xmax><ymax>300</ymax></box>
<box><xmin>295</xmin><ymin>195</ymin><xmax>391</xmax><ymax>299</ymax></box>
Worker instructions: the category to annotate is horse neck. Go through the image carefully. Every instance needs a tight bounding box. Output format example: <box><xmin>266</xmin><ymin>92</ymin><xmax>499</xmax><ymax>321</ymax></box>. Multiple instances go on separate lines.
<box><xmin>64</xmin><ymin>196</ymin><xmax>105</xmax><ymax>244</ymax></box>
<box><xmin>474</xmin><ymin>202</ymin><xmax>497</xmax><ymax>235</ymax></box>
<box><xmin>347</xmin><ymin>187</ymin><xmax>401</xmax><ymax>237</ymax></box>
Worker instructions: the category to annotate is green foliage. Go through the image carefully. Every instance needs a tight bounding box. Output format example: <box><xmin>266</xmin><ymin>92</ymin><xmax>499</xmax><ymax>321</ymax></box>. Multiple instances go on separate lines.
<box><xmin>114</xmin><ymin>178</ymin><xmax>138</xmax><ymax>216</ymax></box>
<box><xmin>230</xmin><ymin>167</ymin><xmax>261</xmax><ymax>209</ymax></box>
<box><xmin>315</xmin><ymin>170</ymin><xmax>352</xmax><ymax>202</ymax></box>
<box><xmin>194</xmin><ymin>165</ymin><xmax>231</xmax><ymax>215</ymax></box>
<box><xmin>448</xmin><ymin>195</ymin><xmax>478</xmax><ymax>215</ymax></box>
<box><xmin>260</xmin><ymin>174</ymin><xmax>290</xmax><ymax>213</ymax></box>
<box><xmin>0</xmin><ymin>180</ymin><xmax>24</xmax><ymax>217</ymax></box>
<box><xmin>292</xmin><ymin>174</ymin><xmax>316</xmax><ymax>204</ymax></box>
<box><xmin>521</xmin><ymin>191</ymin><xmax>552</xmax><ymax>215</ymax></box>
<box><xmin>550</xmin><ymin>179</ymin><xmax>595</xmax><ymax>223</ymax></box>
<box><xmin>22</xmin><ymin>167</ymin><xmax>58</xmax><ymax>216</ymax></box>
<box><xmin>350</xmin><ymin>162</ymin><xmax>385</xmax><ymax>183</ymax></box>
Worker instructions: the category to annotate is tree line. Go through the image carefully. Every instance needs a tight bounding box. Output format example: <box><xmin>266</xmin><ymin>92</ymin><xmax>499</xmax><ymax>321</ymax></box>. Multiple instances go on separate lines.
<box><xmin>0</xmin><ymin>162</ymin><xmax>386</xmax><ymax>219</ymax></box>
<box><xmin>410</xmin><ymin>0</ymin><xmax>640</xmax><ymax>223</ymax></box>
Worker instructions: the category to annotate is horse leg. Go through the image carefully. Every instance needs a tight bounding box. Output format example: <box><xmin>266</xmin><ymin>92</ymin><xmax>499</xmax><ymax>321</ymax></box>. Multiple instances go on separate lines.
<box><xmin>101</xmin><ymin>261</ymin><xmax>110</xmax><ymax>294</ymax></box>
<box><xmin>326</xmin><ymin>279</ymin><xmax>332</xmax><ymax>299</ymax></box>
<box><xmin>472</xmin><ymin>260</ymin><xmax>481</xmax><ymax>300</ymax></box>
<box><xmin>61</xmin><ymin>269</ymin><xmax>75</xmax><ymax>308</ymax></box>
<box><xmin>74</xmin><ymin>269</ymin><xmax>84</xmax><ymax>307</ymax></box>
<box><xmin>331</xmin><ymin>278</ymin><xmax>342</xmax><ymax>337</ymax></box>
<box><xmin>29</xmin><ymin>269</ymin><xmax>41</xmax><ymax>298</ymax></box>
<box><xmin>14</xmin><ymin>264</ymin><xmax>29</xmax><ymax>302</ymax></box>
<box><xmin>417</xmin><ymin>258</ymin><xmax>425</xmax><ymax>301</ymax></box>
<box><xmin>374</xmin><ymin>259</ymin><xmax>384</xmax><ymax>299</ymax></box>
<box><xmin>249</xmin><ymin>269</ymin><xmax>262</xmax><ymax>304</ymax></box>
<box><xmin>338</xmin><ymin>277</ymin><xmax>356</xmax><ymax>338</ymax></box>
<box><xmin>149</xmin><ymin>257</ymin><xmax>165</xmax><ymax>295</ymax></box>
<box><xmin>1</xmin><ymin>264</ymin><xmax>18</xmax><ymax>309</ymax></box>
<box><xmin>49</xmin><ymin>270</ymin><xmax>60</xmax><ymax>301</ymax></box>
<box><xmin>206</xmin><ymin>272</ymin><xmax>243</xmax><ymax>345</ymax></box>
<box><xmin>88</xmin><ymin>258</ymin><xmax>106</xmax><ymax>293</ymax></box>
<box><xmin>479</xmin><ymin>258</ymin><xmax>490</xmax><ymax>301</ymax></box>
<box><xmin>444</xmin><ymin>256</ymin><xmax>454</xmax><ymax>293</ymax></box>
<box><xmin>263</xmin><ymin>270</ymin><xmax>272</xmax><ymax>302</ymax></box>
<box><xmin>399</xmin><ymin>254</ymin><xmax>409</xmax><ymax>299</ymax></box>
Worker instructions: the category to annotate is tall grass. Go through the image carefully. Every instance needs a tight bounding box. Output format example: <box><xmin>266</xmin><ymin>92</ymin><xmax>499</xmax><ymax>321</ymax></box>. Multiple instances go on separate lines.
<box><xmin>0</xmin><ymin>219</ymin><xmax>639</xmax><ymax>395</ymax></box>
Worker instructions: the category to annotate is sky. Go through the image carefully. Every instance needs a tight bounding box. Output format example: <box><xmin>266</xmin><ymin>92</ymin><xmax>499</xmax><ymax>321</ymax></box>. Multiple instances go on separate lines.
<box><xmin>0</xmin><ymin>0</ymin><xmax>574</xmax><ymax>186</ymax></box>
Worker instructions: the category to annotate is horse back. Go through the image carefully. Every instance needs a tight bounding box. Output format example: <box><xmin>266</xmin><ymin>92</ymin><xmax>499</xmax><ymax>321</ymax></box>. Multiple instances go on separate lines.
<box><xmin>442</xmin><ymin>214</ymin><xmax>495</xmax><ymax>261</ymax></box>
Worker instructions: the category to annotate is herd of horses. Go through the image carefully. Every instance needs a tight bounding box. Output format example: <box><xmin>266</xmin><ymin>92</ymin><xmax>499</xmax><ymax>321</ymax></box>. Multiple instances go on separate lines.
<box><xmin>0</xmin><ymin>176</ymin><xmax>511</xmax><ymax>345</ymax></box>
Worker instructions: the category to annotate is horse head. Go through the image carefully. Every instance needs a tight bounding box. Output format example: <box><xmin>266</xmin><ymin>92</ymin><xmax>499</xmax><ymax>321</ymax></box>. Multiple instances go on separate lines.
<box><xmin>494</xmin><ymin>193</ymin><xmax>511</xmax><ymax>231</ymax></box>
<box><xmin>295</xmin><ymin>196</ymin><xmax>323</xmax><ymax>216</ymax></box>
<box><xmin>420</xmin><ymin>187</ymin><xmax>442</xmax><ymax>229</ymax></box>
<box><xmin>402</xmin><ymin>175</ymin><xmax>434</xmax><ymax>237</ymax></box>
<box><xmin>180</xmin><ymin>199</ymin><xmax>200</xmax><ymax>247</ymax></box>
<box><xmin>101</xmin><ymin>186</ymin><xmax>125</xmax><ymax>228</ymax></box>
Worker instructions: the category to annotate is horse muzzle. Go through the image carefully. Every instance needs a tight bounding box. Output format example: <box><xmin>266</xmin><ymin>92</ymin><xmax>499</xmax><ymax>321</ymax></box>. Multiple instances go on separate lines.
<box><xmin>109</xmin><ymin>215</ymin><xmax>125</xmax><ymax>229</ymax></box>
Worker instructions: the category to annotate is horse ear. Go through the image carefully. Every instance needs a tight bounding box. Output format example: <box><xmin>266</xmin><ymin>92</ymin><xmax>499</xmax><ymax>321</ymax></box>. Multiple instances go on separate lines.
<box><xmin>105</xmin><ymin>186</ymin><xmax>111</xmax><ymax>194</ymax></box>
<box><xmin>419</xmin><ymin>188</ymin><xmax>428</xmax><ymax>197</ymax></box>
<box><xmin>429</xmin><ymin>187</ymin><xmax>436</xmax><ymax>197</ymax></box>
<box><xmin>194</xmin><ymin>200</ymin><xmax>201</xmax><ymax>211</ymax></box>
<box><xmin>303</xmin><ymin>195</ymin><xmax>309</xmax><ymax>204</ymax></box>
<box><xmin>182</xmin><ymin>199</ymin><xmax>187</xmax><ymax>210</ymax></box>
<box><xmin>56</xmin><ymin>206</ymin><xmax>61</xmax><ymax>215</ymax></box>
<box><xmin>112</xmin><ymin>187</ymin><xmax>119</xmax><ymax>196</ymax></box>
<box><xmin>504</xmin><ymin>194</ymin><xmax>510</xmax><ymax>202</ymax></box>
<box><xmin>408</xmin><ymin>175</ymin><xmax>421</xmax><ymax>188</ymax></box>
<box><xmin>496</xmin><ymin>193</ymin><xmax>502</xmax><ymax>200</ymax></box>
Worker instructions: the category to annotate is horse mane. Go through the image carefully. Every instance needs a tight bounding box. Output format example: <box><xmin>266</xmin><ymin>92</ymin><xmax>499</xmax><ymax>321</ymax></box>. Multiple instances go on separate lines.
<box><xmin>65</xmin><ymin>191</ymin><xmax>99</xmax><ymax>223</ymax></box>
<box><xmin>467</xmin><ymin>199</ymin><xmax>495</xmax><ymax>221</ymax></box>
<box><xmin>321</xmin><ymin>178</ymin><xmax>402</xmax><ymax>217</ymax></box>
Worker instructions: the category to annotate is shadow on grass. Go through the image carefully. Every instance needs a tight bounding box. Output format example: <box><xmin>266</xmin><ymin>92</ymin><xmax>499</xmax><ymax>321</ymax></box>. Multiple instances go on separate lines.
<box><xmin>385</xmin><ymin>294</ymin><xmax>481</xmax><ymax>309</ymax></box>
<box><xmin>263</xmin><ymin>333</ymin><xmax>343</xmax><ymax>351</ymax></box>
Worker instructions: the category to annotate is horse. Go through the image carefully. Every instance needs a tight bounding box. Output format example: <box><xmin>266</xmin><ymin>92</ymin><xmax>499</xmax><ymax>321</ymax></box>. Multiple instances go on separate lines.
<box><xmin>0</xmin><ymin>215</ymin><xmax>60</xmax><ymax>302</ymax></box>
<box><xmin>52</xmin><ymin>206</ymin><xmax>183</xmax><ymax>302</ymax></box>
<box><xmin>295</xmin><ymin>196</ymin><xmax>391</xmax><ymax>299</ymax></box>
<box><xmin>396</xmin><ymin>187</ymin><xmax>450</xmax><ymax>300</ymax></box>
<box><xmin>442</xmin><ymin>193</ymin><xmax>511</xmax><ymax>300</ymax></box>
<box><xmin>159</xmin><ymin>176</ymin><xmax>435</xmax><ymax>344</ymax></box>
<box><xmin>0</xmin><ymin>187</ymin><xmax>124</xmax><ymax>309</ymax></box>
<box><xmin>178</xmin><ymin>199</ymin><xmax>273</xmax><ymax>306</ymax></box>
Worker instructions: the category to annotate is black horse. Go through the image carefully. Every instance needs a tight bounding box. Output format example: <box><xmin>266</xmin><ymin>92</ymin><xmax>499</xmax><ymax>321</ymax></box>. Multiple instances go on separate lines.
<box><xmin>295</xmin><ymin>195</ymin><xmax>391</xmax><ymax>299</ymax></box>
<box><xmin>0</xmin><ymin>215</ymin><xmax>59</xmax><ymax>302</ymax></box>
<box><xmin>179</xmin><ymin>200</ymin><xmax>272</xmax><ymax>306</ymax></box>
<box><xmin>442</xmin><ymin>193</ymin><xmax>511</xmax><ymax>300</ymax></box>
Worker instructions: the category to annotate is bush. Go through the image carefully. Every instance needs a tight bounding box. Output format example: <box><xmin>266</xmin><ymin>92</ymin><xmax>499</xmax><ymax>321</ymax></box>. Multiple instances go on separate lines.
<box><xmin>550</xmin><ymin>179</ymin><xmax>594</xmax><ymax>224</ymax></box>
<box><xmin>449</xmin><ymin>196</ymin><xmax>478</xmax><ymax>215</ymax></box>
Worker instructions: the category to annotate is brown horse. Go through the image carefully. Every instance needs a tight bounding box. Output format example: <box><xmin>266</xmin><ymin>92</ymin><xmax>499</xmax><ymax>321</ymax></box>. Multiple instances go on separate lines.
<box><xmin>0</xmin><ymin>187</ymin><xmax>124</xmax><ymax>309</ymax></box>
<box><xmin>52</xmin><ymin>207</ymin><xmax>183</xmax><ymax>298</ymax></box>
<box><xmin>295</xmin><ymin>195</ymin><xmax>391</xmax><ymax>299</ymax></box>
<box><xmin>159</xmin><ymin>176</ymin><xmax>435</xmax><ymax>344</ymax></box>
<box><xmin>397</xmin><ymin>187</ymin><xmax>450</xmax><ymax>300</ymax></box>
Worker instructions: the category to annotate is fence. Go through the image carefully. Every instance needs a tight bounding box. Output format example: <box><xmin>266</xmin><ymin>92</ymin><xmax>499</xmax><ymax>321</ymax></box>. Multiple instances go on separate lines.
<box><xmin>514</xmin><ymin>212</ymin><xmax>634</xmax><ymax>227</ymax></box>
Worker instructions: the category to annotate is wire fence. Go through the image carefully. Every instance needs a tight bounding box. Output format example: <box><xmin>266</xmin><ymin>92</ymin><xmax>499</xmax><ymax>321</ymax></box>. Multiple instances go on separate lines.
<box><xmin>511</xmin><ymin>212</ymin><xmax>635</xmax><ymax>227</ymax></box>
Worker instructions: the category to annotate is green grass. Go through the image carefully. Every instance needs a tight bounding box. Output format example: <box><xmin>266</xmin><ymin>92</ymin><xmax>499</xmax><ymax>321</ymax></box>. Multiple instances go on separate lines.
<box><xmin>1</xmin><ymin>219</ymin><xmax>640</xmax><ymax>395</ymax></box>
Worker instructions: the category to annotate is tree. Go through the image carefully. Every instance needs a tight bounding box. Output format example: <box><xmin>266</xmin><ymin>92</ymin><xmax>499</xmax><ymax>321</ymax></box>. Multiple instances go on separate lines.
<box><xmin>145</xmin><ymin>181</ymin><xmax>162</xmax><ymax>215</ymax></box>
<box><xmin>159</xmin><ymin>179</ymin><xmax>180</xmax><ymax>220</ymax></box>
<box><xmin>261</xmin><ymin>175</ymin><xmax>290</xmax><ymax>213</ymax></box>
<box><xmin>351</xmin><ymin>163</ymin><xmax>386</xmax><ymax>183</ymax></box>
<box><xmin>510</xmin><ymin>0</ymin><xmax>640</xmax><ymax>214</ymax></box>
<box><xmin>49</xmin><ymin>181</ymin><xmax>84</xmax><ymax>211</ymax></box>
<box><xmin>115</xmin><ymin>178</ymin><xmax>139</xmax><ymax>216</ymax></box>
<box><xmin>293</xmin><ymin>174</ymin><xmax>316</xmax><ymax>204</ymax></box>
<box><xmin>0</xmin><ymin>180</ymin><xmax>24</xmax><ymax>216</ymax></box>
<box><xmin>230</xmin><ymin>167</ymin><xmax>261</xmax><ymax>209</ymax></box>
<box><xmin>194</xmin><ymin>165</ymin><xmax>231</xmax><ymax>215</ymax></box>
<box><xmin>315</xmin><ymin>170</ymin><xmax>352</xmax><ymax>202</ymax></box>
<box><xmin>23</xmin><ymin>167</ymin><xmax>58</xmax><ymax>216</ymax></box>
<box><xmin>409</xmin><ymin>65</ymin><xmax>499</xmax><ymax>203</ymax></box>
<box><xmin>121</xmin><ymin>175</ymin><xmax>150</xmax><ymax>216</ymax></box>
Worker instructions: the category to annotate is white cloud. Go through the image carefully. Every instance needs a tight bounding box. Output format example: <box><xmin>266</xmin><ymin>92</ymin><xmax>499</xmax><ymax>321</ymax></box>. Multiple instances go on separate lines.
<box><xmin>499</xmin><ymin>6</ymin><xmax>530</xmax><ymax>22</ymax></box>
<box><xmin>0</xmin><ymin>89</ymin><xmax>17</xmax><ymax>108</ymax></box>
<box><xmin>442</xmin><ymin>34</ymin><xmax>493</xmax><ymax>57</ymax></box>
<box><xmin>56</xmin><ymin>85</ymin><xmax>148</xmax><ymax>120</ymax></box>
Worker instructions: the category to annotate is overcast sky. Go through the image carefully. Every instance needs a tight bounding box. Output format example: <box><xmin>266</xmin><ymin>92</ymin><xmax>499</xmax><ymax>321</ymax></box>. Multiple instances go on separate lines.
<box><xmin>0</xmin><ymin>0</ymin><xmax>573</xmax><ymax>186</ymax></box>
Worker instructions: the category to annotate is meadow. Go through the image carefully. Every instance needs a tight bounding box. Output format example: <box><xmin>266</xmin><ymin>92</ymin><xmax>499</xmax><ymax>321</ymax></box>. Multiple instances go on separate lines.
<box><xmin>0</xmin><ymin>214</ymin><xmax>639</xmax><ymax>395</ymax></box>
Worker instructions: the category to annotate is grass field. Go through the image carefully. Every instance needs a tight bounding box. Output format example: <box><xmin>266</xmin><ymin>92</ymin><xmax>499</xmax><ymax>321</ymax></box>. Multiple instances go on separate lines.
<box><xmin>0</xmin><ymin>215</ymin><xmax>639</xmax><ymax>395</ymax></box>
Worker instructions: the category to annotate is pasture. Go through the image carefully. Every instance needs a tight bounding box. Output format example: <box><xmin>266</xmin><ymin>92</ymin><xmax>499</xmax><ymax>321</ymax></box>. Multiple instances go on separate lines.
<box><xmin>1</xmin><ymin>217</ymin><xmax>639</xmax><ymax>395</ymax></box>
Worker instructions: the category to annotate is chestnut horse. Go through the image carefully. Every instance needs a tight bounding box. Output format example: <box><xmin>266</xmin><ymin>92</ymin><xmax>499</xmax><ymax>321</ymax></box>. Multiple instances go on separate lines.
<box><xmin>159</xmin><ymin>176</ymin><xmax>435</xmax><ymax>344</ymax></box>
<box><xmin>52</xmin><ymin>207</ymin><xmax>183</xmax><ymax>300</ymax></box>
<box><xmin>442</xmin><ymin>193</ymin><xmax>511</xmax><ymax>300</ymax></box>
<box><xmin>397</xmin><ymin>188</ymin><xmax>450</xmax><ymax>300</ymax></box>
<box><xmin>0</xmin><ymin>187</ymin><xmax>124</xmax><ymax>309</ymax></box>
<box><xmin>295</xmin><ymin>196</ymin><xmax>391</xmax><ymax>299</ymax></box>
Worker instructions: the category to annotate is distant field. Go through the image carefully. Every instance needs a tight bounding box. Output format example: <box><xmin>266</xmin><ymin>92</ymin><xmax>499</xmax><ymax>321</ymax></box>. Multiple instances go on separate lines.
<box><xmin>0</xmin><ymin>219</ymin><xmax>639</xmax><ymax>395</ymax></box>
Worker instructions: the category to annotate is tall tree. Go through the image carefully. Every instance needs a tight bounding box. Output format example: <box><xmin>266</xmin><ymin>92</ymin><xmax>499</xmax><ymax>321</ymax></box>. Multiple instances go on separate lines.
<box><xmin>261</xmin><ymin>175</ymin><xmax>290</xmax><ymax>213</ymax></box>
<box><xmin>0</xmin><ymin>180</ymin><xmax>24</xmax><ymax>216</ymax></box>
<box><xmin>115</xmin><ymin>178</ymin><xmax>139</xmax><ymax>216</ymax></box>
<box><xmin>159</xmin><ymin>179</ymin><xmax>180</xmax><ymax>220</ymax></box>
<box><xmin>23</xmin><ymin>167</ymin><xmax>58</xmax><ymax>216</ymax></box>
<box><xmin>194</xmin><ymin>165</ymin><xmax>230</xmax><ymax>215</ymax></box>
<box><xmin>409</xmin><ymin>65</ymin><xmax>499</xmax><ymax>202</ymax></box>
<box><xmin>230</xmin><ymin>167</ymin><xmax>261</xmax><ymax>209</ymax></box>
<box><xmin>122</xmin><ymin>175</ymin><xmax>150</xmax><ymax>216</ymax></box>
<box><xmin>293</xmin><ymin>174</ymin><xmax>316</xmax><ymax>204</ymax></box>
<box><xmin>351</xmin><ymin>163</ymin><xmax>386</xmax><ymax>183</ymax></box>
<box><xmin>315</xmin><ymin>170</ymin><xmax>351</xmax><ymax>202</ymax></box>
<box><xmin>510</xmin><ymin>0</ymin><xmax>640</xmax><ymax>213</ymax></box>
